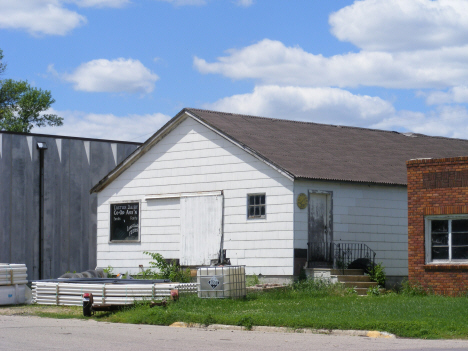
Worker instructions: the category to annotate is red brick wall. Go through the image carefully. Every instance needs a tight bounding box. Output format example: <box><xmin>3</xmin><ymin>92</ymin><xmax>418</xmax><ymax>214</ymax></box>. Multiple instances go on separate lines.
<box><xmin>407</xmin><ymin>156</ymin><xmax>468</xmax><ymax>295</ymax></box>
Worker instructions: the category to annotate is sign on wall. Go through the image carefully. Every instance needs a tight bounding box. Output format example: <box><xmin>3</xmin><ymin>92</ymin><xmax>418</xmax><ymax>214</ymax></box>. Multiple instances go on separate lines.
<box><xmin>110</xmin><ymin>202</ymin><xmax>139</xmax><ymax>241</ymax></box>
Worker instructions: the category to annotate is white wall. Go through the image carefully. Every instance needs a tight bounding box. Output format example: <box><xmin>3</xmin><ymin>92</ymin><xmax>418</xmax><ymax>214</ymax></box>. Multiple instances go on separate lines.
<box><xmin>97</xmin><ymin>116</ymin><xmax>294</xmax><ymax>276</ymax></box>
<box><xmin>294</xmin><ymin>180</ymin><xmax>408</xmax><ymax>277</ymax></box>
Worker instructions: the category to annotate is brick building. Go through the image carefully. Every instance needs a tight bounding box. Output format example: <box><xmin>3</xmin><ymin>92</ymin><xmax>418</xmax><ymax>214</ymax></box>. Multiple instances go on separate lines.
<box><xmin>407</xmin><ymin>156</ymin><xmax>468</xmax><ymax>295</ymax></box>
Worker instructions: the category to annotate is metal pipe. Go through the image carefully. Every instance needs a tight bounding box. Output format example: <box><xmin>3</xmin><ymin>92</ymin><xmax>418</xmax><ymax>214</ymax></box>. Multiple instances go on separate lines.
<box><xmin>36</xmin><ymin>142</ymin><xmax>47</xmax><ymax>280</ymax></box>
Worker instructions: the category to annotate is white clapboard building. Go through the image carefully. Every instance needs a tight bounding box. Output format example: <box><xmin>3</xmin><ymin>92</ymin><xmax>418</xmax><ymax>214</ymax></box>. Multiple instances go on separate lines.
<box><xmin>91</xmin><ymin>108</ymin><xmax>468</xmax><ymax>284</ymax></box>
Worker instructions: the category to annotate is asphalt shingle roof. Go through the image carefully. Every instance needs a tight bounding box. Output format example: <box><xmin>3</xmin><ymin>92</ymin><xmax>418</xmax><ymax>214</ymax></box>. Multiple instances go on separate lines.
<box><xmin>187</xmin><ymin>108</ymin><xmax>468</xmax><ymax>185</ymax></box>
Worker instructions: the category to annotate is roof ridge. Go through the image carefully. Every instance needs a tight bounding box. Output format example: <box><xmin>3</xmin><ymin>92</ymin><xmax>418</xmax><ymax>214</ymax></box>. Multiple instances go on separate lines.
<box><xmin>186</xmin><ymin>107</ymin><xmax>468</xmax><ymax>143</ymax></box>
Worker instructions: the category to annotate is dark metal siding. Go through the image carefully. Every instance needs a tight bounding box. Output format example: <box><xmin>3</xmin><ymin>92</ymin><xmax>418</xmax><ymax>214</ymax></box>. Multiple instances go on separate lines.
<box><xmin>0</xmin><ymin>133</ymin><xmax>140</xmax><ymax>280</ymax></box>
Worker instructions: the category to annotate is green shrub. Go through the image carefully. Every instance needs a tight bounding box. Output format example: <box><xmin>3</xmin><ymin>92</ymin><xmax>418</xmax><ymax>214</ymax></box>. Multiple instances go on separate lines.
<box><xmin>368</xmin><ymin>262</ymin><xmax>386</xmax><ymax>287</ymax></box>
<box><xmin>298</xmin><ymin>267</ymin><xmax>307</xmax><ymax>282</ymax></box>
<box><xmin>136</xmin><ymin>252</ymin><xmax>191</xmax><ymax>283</ymax></box>
<box><xmin>203</xmin><ymin>314</ymin><xmax>217</xmax><ymax>327</ymax></box>
<box><xmin>367</xmin><ymin>285</ymin><xmax>381</xmax><ymax>296</ymax></box>
<box><xmin>246</xmin><ymin>275</ymin><xmax>260</xmax><ymax>286</ymax></box>
<box><xmin>400</xmin><ymin>279</ymin><xmax>432</xmax><ymax>296</ymax></box>
<box><xmin>345</xmin><ymin>287</ymin><xmax>358</xmax><ymax>295</ymax></box>
<box><xmin>103</xmin><ymin>265</ymin><xmax>114</xmax><ymax>278</ymax></box>
<box><xmin>237</xmin><ymin>316</ymin><xmax>254</xmax><ymax>330</ymax></box>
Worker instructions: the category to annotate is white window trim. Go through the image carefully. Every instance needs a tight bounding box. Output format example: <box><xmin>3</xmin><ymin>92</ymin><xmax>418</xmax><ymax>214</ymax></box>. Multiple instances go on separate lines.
<box><xmin>425</xmin><ymin>214</ymin><xmax>468</xmax><ymax>264</ymax></box>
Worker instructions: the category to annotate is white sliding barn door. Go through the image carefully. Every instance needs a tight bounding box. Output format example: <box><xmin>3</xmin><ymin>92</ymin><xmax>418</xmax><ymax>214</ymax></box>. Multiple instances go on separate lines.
<box><xmin>180</xmin><ymin>193</ymin><xmax>223</xmax><ymax>266</ymax></box>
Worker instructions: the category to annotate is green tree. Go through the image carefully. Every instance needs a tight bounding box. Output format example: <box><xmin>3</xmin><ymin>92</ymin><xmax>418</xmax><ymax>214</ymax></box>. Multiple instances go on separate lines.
<box><xmin>0</xmin><ymin>49</ymin><xmax>63</xmax><ymax>132</ymax></box>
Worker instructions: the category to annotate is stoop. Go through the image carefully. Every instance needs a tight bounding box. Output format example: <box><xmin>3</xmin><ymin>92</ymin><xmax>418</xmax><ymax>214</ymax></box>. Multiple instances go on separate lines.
<box><xmin>305</xmin><ymin>268</ymin><xmax>379</xmax><ymax>295</ymax></box>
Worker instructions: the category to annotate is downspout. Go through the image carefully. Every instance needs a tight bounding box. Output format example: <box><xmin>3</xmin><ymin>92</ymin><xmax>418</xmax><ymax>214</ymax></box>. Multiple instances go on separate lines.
<box><xmin>37</xmin><ymin>142</ymin><xmax>47</xmax><ymax>280</ymax></box>
<box><xmin>219</xmin><ymin>190</ymin><xmax>225</xmax><ymax>264</ymax></box>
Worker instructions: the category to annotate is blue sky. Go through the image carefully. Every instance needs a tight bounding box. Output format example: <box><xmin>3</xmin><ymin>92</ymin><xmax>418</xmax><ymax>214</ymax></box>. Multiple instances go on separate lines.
<box><xmin>2</xmin><ymin>0</ymin><xmax>468</xmax><ymax>141</ymax></box>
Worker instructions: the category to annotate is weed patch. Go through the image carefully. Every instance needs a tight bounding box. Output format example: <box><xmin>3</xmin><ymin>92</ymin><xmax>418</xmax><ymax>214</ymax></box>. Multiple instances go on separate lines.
<box><xmin>237</xmin><ymin>316</ymin><xmax>254</xmax><ymax>330</ymax></box>
<box><xmin>134</xmin><ymin>252</ymin><xmax>191</xmax><ymax>282</ymax></box>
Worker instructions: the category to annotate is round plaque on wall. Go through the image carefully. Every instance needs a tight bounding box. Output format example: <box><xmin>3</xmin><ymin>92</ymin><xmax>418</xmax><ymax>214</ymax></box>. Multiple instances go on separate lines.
<box><xmin>297</xmin><ymin>193</ymin><xmax>308</xmax><ymax>209</ymax></box>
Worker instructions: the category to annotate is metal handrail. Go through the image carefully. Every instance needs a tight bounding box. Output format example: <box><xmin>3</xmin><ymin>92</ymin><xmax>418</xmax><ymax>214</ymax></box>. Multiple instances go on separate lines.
<box><xmin>307</xmin><ymin>241</ymin><xmax>376</xmax><ymax>272</ymax></box>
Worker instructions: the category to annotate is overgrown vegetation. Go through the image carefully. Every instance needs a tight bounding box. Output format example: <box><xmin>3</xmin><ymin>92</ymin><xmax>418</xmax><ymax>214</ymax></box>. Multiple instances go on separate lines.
<box><xmin>135</xmin><ymin>252</ymin><xmax>191</xmax><ymax>283</ymax></box>
<box><xmin>367</xmin><ymin>262</ymin><xmax>386</xmax><ymax>287</ymax></box>
<box><xmin>298</xmin><ymin>267</ymin><xmax>307</xmax><ymax>282</ymax></box>
<box><xmin>91</xmin><ymin>286</ymin><xmax>468</xmax><ymax>339</ymax></box>
<box><xmin>246</xmin><ymin>275</ymin><xmax>260</xmax><ymax>286</ymax></box>
<box><xmin>366</xmin><ymin>285</ymin><xmax>381</xmax><ymax>296</ymax></box>
<box><xmin>103</xmin><ymin>265</ymin><xmax>114</xmax><ymax>278</ymax></box>
<box><xmin>399</xmin><ymin>279</ymin><xmax>434</xmax><ymax>296</ymax></box>
<box><xmin>6</xmin><ymin>277</ymin><xmax>468</xmax><ymax>339</ymax></box>
<box><xmin>292</xmin><ymin>278</ymin><xmax>353</xmax><ymax>297</ymax></box>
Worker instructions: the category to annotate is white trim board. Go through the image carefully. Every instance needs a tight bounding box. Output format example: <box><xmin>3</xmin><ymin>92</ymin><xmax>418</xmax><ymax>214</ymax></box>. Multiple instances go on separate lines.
<box><xmin>146</xmin><ymin>190</ymin><xmax>222</xmax><ymax>200</ymax></box>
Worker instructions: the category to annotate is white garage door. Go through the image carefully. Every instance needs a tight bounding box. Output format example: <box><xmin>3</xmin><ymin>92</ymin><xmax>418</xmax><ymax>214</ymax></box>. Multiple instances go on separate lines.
<box><xmin>180</xmin><ymin>193</ymin><xmax>223</xmax><ymax>266</ymax></box>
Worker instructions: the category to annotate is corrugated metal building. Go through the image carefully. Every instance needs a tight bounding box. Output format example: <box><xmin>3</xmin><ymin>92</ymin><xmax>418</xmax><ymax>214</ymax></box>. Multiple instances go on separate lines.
<box><xmin>0</xmin><ymin>131</ymin><xmax>141</xmax><ymax>280</ymax></box>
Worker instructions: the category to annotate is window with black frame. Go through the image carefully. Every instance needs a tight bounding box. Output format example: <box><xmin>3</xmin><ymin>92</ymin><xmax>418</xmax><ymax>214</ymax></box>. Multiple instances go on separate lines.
<box><xmin>429</xmin><ymin>218</ymin><xmax>468</xmax><ymax>262</ymax></box>
<box><xmin>110</xmin><ymin>202</ymin><xmax>140</xmax><ymax>242</ymax></box>
<box><xmin>247</xmin><ymin>193</ymin><xmax>266</xmax><ymax>219</ymax></box>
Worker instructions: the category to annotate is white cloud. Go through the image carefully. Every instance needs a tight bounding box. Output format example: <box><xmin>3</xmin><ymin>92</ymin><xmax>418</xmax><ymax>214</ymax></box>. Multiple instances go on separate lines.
<box><xmin>155</xmin><ymin>0</ymin><xmax>207</xmax><ymax>6</ymax></box>
<box><xmin>425</xmin><ymin>86</ymin><xmax>468</xmax><ymax>105</ymax></box>
<box><xmin>204</xmin><ymin>85</ymin><xmax>395</xmax><ymax>127</ymax></box>
<box><xmin>204</xmin><ymin>85</ymin><xmax>468</xmax><ymax>139</ymax></box>
<box><xmin>0</xmin><ymin>0</ymin><xmax>129</xmax><ymax>36</ymax></box>
<box><xmin>194</xmin><ymin>39</ymin><xmax>468</xmax><ymax>89</ymax></box>
<box><xmin>73</xmin><ymin>0</ymin><xmax>129</xmax><ymax>7</ymax></box>
<box><xmin>372</xmin><ymin>105</ymin><xmax>468</xmax><ymax>139</ymax></box>
<box><xmin>194</xmin><ymin>1</ymin><xmax>468</xmax><ymax>140</ymax></box>
<box><xmin>64</xmin><ymin>58</ymin><xmax>159</xmax><ymax>93</ymax></box>
<box><xmin>329</xmin><ymin>0</ymin><xmax>468</xmax><ymax>51</ymax></box>
<box><xmin>234</xmin><ymin>0</ymin><xmax>253</xmax><ymax>7</ymax></box>
<box><xmin>38</xmin><ymin>109</ymin><xmax>170</xmax><ymax>142</ymax></box>
<box><xmin>0</xmin><ymin>0</ymin><xmax>86</xmax><ymax>36</ymax></box>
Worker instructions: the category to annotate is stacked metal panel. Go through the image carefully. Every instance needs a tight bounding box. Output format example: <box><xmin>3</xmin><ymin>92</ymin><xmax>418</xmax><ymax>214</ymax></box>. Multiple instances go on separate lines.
<box><xmin>0</xmin><ymin>263</ymin><xmax>29</xmax><ymax>305</ymax></box>
<box><xmin>0</xmin><ymin>264</ymin><xmax>28</xmax><ymax>285</ymax></box>
<box><xmin>32</xmin><ymin>281</ymin><xmax>197</xmax><ymax>306</ymax></box>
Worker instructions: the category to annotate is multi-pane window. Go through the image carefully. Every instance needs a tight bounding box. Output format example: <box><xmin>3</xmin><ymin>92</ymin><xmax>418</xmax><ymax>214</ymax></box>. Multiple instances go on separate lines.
<box><xmin>428</xmin><ymin>218</ymin><xmax>468</xmax><ymax>262</ymax></box>
<box><xmin>247</xmin><ymin>194</ymin><xmax>266</xmax><ymax>219</ymax></box>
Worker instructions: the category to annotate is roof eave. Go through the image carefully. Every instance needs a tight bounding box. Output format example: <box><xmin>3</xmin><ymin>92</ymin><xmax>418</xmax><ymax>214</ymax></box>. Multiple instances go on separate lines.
<box><xmin>90</xmin><ymin>109</ymin><xmax>189</xmax><ymax>193</ymax></box>
<box><xmin>295</xmin><ymin>176</ymin><xmax>407</xmax><ymax>187</ymax></box>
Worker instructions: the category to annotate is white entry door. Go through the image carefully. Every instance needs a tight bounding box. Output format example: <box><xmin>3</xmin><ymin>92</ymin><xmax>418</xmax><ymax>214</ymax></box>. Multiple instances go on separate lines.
<box><xmin>180</xmin><ymin>193</ymin><xmax>223</xmax><ymax>266</ymax></box>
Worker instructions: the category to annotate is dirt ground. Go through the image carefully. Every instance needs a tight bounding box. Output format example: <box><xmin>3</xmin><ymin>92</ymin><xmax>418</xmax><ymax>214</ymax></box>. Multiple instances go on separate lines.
<box><xmin>0</xmin><ymin>304</ymin><xmax>81</xmax><ymax>317</ymax></box>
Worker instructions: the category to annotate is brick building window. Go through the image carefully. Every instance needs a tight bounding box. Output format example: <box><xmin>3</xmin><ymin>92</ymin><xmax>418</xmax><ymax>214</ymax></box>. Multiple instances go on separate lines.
<box><xmin>425</xmin><ymin>216</ymin><xmax>468</xmax><ymax>263</ymax></box>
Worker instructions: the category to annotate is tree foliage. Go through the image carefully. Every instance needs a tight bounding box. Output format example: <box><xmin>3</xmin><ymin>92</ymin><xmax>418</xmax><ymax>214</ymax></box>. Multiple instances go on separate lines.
<box><xmin>0</xmin><ymin>49</ymin><xmax>63</xmax><ymax>132</ymax></box>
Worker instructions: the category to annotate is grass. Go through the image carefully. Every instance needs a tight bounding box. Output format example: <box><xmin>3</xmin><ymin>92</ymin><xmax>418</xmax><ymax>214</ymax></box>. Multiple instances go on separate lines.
<box><xmin>96</xmin><ymin>281</ymin><xmax>468</xmax><ymax>339</ymax></box>
<box><xmin>3</xmin><ymin>280</ymin><xmax>468</xmax><ymax>339</ymax></box>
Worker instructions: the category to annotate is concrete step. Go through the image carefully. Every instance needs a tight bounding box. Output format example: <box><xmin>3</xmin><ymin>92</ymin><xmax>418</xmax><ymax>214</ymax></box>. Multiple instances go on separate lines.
<box><xmin>353</xmin><ymin>287</ymin><xmax>385</xmax><ymax>296</ymax></box>
<box><xmin>355</xmin><ymin>288</ymin><xmax>371</xmax><ymax>296</ymax></box>
<box><xmin>330</xmin><ymin>269</ymin><xmax>364</xmax><ymax>276</ymax></box>
<box><xmin>342</xmin><ymin>281</ymin><xmax>378</xmax><ymax>289</ymax></box>
<box><xmin>337</xmin><ymin>275</ymin><xmax>371</xmax><ymax>282</ymax></box>
<box><xmin>306</xmin><ymin>268</ymin><xmax>365</xmax><ymax>277</ymax></box>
